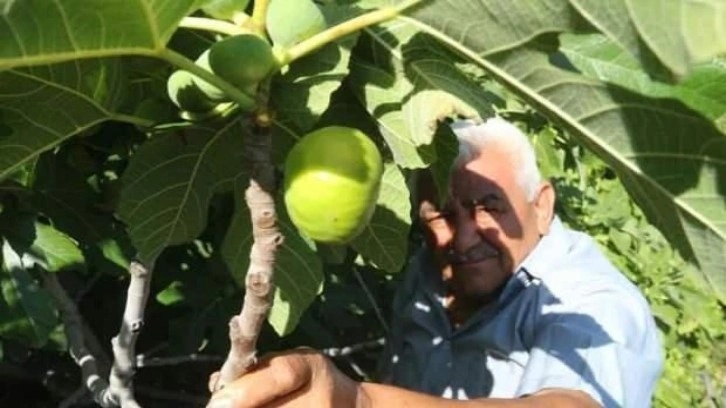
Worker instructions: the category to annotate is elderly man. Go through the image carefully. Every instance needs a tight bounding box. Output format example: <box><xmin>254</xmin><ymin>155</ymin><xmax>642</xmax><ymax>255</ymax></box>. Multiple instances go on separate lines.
<box><xmin>207</xmin><ymin>118</ymin><xmax>663</xmax><ymax>408</ymax></box>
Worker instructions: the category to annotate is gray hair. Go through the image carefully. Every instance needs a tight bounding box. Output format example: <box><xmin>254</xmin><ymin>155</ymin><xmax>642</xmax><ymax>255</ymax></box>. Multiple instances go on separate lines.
<box><xmin>450</xmin><ymin>117</ymin><xmax>542</xmax><ymax>201</ymax></box>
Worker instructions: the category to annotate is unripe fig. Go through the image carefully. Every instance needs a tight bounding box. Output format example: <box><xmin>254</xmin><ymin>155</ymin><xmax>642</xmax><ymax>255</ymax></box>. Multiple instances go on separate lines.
<box><xmin>283</xmin><ymin>126</ymin><xmax>383</xmax><ymax>244</ymax></box>
<box><xmin>209</xmin><ymin>34</ymin><xmax>277</xmax><ymax>88</ymax></box>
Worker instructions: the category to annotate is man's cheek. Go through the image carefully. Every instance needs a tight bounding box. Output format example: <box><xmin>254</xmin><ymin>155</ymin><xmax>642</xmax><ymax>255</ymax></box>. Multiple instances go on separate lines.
<box><xmin>428</xmin><ymin>227</ymin><xmax>452</xmax><ymax>248</ymax></box>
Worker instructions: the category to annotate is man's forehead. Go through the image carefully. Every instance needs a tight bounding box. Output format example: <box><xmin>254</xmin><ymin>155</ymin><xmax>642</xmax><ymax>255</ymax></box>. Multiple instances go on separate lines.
<box><xmin>450</xmin><ymin>168</ymin><xmax>505</xmax><ymax>200</ymax></box>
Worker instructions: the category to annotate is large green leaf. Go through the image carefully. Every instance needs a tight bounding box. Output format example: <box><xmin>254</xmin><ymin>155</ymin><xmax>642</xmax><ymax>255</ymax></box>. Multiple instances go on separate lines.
<box><xmin>567</xmin><ymin>0</ymin><xmax>672</xmax><ymax>81</ymax></box>
<box><xmin>32</xmin><ymin>146</ymin><xmax>133</xmax><ymax>271</ymax></box>
<box><xmin>348</xmin><ymin>22</ymin><xmax>495</xmax><ymax>168</ymax></box>
<box><xmin>351</xmin><ymin>162</ymin><xmax>411</xmax><ymax>273</ymax></box>
<box><xmin>407</xmin><ymin>4</ymin><xmax>726</xmax><ymax>299</ymax></box>
<box><xmin>0</xmin><ymin>239</ymin><xmax>58</xmax><ymax>347</ymax></box>
<box><xmin>558</xmin><ymin>34</ymin><xmax>726</xmax><ymax>121</ymax></box>
<box><xmin>0</xmin><ymin>0</ymin><xmax>198</xmax><ymax>69</ymax></box>
<box><xmin>221</xmin><ymin>180</ymin><xmax>324</xmax><ymax>336</ymax></box>
<box><xmin>408</xmin><ymin>0</ymin><xmax>726</xmax><ymax>79</ymax></box>
<box><xmin>117</xmin><ymin>120</ymin><xmax>246</xmax><ymax>263</ymax></box>
<box><xmin>0</xmin><ymin>59</ymin><xmax>129</xmax><ymax>180</ymax></box>
<box><xmin>405</xmin><ymin>0</ymin><xmax>574</xmax><ymax>57</ymax></box>
<box><xmin>624</xmin><ymin>0</ymin><xmax>726</xmax><ymax>77</ymax></box>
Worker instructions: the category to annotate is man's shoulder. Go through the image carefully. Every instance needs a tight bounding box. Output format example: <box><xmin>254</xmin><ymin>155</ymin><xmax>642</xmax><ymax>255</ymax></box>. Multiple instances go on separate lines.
<box><xmin>533</xmin><ymin>220</ymin><xmax>640</xmax><ymax>297</ymax></box>
<box><xmin>527</xmin><ymin>222</ymin><xmax>660</xmax><ymax>349</ymax></box>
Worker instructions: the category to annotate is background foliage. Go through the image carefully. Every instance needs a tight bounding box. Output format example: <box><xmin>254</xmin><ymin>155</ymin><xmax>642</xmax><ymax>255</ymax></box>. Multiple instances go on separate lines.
<box><xmin>0</xmin><ymin>0</ymin><xmax>725</xmax><ymax>406</ymax></box>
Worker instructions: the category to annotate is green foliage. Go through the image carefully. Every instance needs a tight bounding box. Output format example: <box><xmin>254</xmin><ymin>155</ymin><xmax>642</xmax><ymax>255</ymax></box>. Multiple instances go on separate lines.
<box><xmin>266</xmin><ymin>0</ymin><xmax>327</xmax><ymax>48</ymax></box>
<box><xmin>0</xmin><ymin>0</ymin><xmax>724</xmax><ymax>405</ymax></box>
<box><xmin>525</xmin><ymin>117</ymin><xmax>726</xmax><ymax>408</ymax></box>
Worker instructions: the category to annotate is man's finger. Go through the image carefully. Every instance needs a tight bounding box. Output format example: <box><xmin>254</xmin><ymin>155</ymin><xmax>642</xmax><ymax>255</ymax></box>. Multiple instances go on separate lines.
<box><xmin>207</xmin><ymin>353</ymin><xmax>313</xmax><ymax>408</ymax></box>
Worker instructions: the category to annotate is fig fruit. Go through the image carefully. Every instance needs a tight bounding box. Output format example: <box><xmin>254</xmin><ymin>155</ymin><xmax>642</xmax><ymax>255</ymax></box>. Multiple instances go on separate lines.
<box><xmin>283</xmin><ymin>126</ymin><xmax>383</xmax><ymax>244</ymax></box>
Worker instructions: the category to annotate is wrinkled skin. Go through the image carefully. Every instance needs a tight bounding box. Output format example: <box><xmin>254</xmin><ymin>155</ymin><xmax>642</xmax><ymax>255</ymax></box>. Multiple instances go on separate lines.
<box><xmin>206</xmin><ymin>349</ymin><xmax>362</xmax><ymax>408</ymax></box>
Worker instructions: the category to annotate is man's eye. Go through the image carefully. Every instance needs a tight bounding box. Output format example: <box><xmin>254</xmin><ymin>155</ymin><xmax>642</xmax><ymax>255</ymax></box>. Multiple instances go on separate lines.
<box><xmin>475</xmin><ymin>202</ymin><xmax>503</xmax><ymax>215</ymax></box>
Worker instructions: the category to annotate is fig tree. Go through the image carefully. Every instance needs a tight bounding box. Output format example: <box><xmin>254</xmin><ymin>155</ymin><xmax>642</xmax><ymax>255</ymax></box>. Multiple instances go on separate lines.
<box><xmin>283</xmin><ymin>126</ymin><xmax>383</xmax><ymax>244</ymax></box>
<box><xmin>208</xmin><ymin>34</ymin><xmax>277</xmax><ymax>88</ymax></box>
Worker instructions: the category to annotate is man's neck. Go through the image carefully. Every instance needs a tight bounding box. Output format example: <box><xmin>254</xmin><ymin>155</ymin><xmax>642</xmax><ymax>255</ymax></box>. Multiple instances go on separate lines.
<box><xmin>443</xmin><ymin>283</ymin><xmax>503</xmax><ymax>328</ymax></box>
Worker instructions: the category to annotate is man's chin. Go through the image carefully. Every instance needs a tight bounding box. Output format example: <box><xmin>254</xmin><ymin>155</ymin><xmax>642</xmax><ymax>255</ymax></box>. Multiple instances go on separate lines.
<box><xmin>451</xmin><ymin>258</ymin><xmax>509</xmax><ymax>298</ymax></box>
<box><xmin>452</xmin><ymin>257</ymin><xmax>499</xmax><ymax>276</ymax></box>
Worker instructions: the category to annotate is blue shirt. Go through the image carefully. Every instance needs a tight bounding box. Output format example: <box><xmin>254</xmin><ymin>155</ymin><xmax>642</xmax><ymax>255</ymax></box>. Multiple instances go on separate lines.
<box><xmin>380</xmin><ymin>217</ymin><xmax>663</xmax><ymax>407</ymax></box>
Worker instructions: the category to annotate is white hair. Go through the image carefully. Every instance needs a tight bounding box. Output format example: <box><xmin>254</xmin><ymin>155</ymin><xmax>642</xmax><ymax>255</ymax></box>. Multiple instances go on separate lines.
<box><xmin>450</xmin><ymin>117</ymin><xmax>542</xmax><ymax>201</ymax></box>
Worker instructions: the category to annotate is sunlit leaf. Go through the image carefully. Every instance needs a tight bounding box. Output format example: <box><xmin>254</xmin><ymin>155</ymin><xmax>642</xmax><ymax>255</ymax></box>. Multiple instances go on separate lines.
<box><xmin>351</xmin><ymin>162</ymin><xmax>411</xmax><ymax>273</ymax></box>
<box><xmin>0</xmin><ymin>239</ymin><xmax>58</xmax><ymax>347</ymax></box>
<box><xmin>0</xmin><ymin>0</ymin><xmax>198</xmax><ymax>69</ymax></box>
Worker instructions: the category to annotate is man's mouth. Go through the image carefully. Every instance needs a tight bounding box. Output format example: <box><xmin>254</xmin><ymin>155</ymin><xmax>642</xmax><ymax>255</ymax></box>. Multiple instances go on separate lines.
<box><xmin>446</xmin><ymin>242</ymin><xmax>500</xmax><ymax>266</ymax></box>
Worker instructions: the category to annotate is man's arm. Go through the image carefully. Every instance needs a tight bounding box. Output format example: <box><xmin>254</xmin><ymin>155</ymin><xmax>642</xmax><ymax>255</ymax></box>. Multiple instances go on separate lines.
<box><xmin>360</xmin><ymin>382</ymin><xmax>599</xmax><ymax>408</ymax></box>
<box><xmin>206</xmin><ymin>350</ymin><xmax>600</xmax><ymax>408</ymax></box>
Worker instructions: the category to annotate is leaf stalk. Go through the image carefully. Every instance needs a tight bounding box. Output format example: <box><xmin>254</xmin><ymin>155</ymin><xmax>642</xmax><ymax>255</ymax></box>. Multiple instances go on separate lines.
<box><xmin>160</xmin><ymin>49</ymin><xmax>257</xmax><ymax>112</ymax></box>
<box><xmin>280</xmin><ymin>0</ymin><xmax>425</xmax><ymax>65</ymax></box>
<box><xmin>179</xmin><ymin>17</ymin><xmax>250</xmax><ymax>36</ymax></box>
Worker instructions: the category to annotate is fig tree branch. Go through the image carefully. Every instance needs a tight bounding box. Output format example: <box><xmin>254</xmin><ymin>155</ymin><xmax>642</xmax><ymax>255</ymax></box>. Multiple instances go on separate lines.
<box><xmin>210</xmin><ymin>115</ymin><xmax>283</xmax><ymax>392</ymax></box>
<box><xmin>136</xmin><ymin>353</ymin><xmax>223</xmax><ymax>367</ymax></box>
<box><xmin>322</xmin><ymin>337</ymin><xmax>386</xmax><ymax>358</ymax></box>
<box><xmin>160</xmin><ymin>49</ymin><xmax>257</xmax><ymax>112</ymax></box>
<box><xmin>179</xmin><ymin>16</ymin><xmax>250</xmax><ymax>36</ymax></box>
<box><xmin>352</xmin><ymin>266</ymin><xmax>389</xmax><ymax>333</ymax></box>
<box><xmin>280</xmin><ymin>0</ymin><xmax>425</xmax><ymax>65</ymax></box>
<box><xmin>250</xmin><ymin>0</ymin><xmax>271</xmax><ymax>33</ymax></box>
<box><xmin>109</xmin><ymin>260</ymin><xmax>154</xmax><ymax>408</ymax></box>
<box><xmin>42</xmin><ymin>273</ymin><xmax>117</xmax><ymax>407</ymax></box>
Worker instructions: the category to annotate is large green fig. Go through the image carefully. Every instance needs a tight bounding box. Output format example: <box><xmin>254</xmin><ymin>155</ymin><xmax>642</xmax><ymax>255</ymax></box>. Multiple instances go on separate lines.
<box><xmin>283</xmin><ymin>126</ymin><xmax>383</xmax><ymax>244</ymax></box>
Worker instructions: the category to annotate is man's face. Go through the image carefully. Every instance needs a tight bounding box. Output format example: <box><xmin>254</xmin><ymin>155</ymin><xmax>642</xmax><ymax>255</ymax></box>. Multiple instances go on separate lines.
<box><xmin>421</xmin><ymin>144</ymin><xmax>551</xmax><ymax>303</ymax></box>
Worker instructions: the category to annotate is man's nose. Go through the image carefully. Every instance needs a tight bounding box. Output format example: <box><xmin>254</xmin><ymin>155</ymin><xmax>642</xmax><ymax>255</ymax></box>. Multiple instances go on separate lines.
<box><xmin>452</xmin><ymin>203</ymin><xmax>480</xmax><ymax>253</ymax></box>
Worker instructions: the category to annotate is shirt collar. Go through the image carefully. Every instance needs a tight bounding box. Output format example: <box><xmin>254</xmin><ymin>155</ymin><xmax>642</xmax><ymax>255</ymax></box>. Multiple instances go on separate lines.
<box><xmin>495</xmin><ymin>216</ymin><xmax>571</xmax><ymax>305</ymax></box>
<box><xmin>516</xmin><ymin>215</ymin><xmax>572</xmax><ymax>280</ymax></box>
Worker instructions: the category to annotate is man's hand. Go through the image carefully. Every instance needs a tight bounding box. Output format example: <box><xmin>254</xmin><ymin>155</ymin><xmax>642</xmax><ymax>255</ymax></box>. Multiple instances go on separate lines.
<box><xmin>206</xmin><ymin>349</ymin><xmax>365</xmax><ymax>408</ymax></box>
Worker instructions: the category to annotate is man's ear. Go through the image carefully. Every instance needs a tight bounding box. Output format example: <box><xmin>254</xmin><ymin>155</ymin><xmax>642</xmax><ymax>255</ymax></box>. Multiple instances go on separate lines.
<box><xmin>534</xmin><ymin>181</ymin><xmax>555</xmax><ymax>235</ymax></box>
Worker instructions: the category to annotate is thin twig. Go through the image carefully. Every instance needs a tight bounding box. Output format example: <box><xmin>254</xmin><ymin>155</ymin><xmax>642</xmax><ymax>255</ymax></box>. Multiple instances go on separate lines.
<box><xmin>281</xmin><ymin>0</ymin><xmax>424</xmax><ymax>64</ymax></box>
<box><xmin>211</xmin><ymin>121</ymin><xmax>284</xmax><ymax>392</ymax></box>
<box><xmin>321</xmin><ymin>337</ymin><xmax>386</xmax><ymax>358</ymax></box>
<box><xmin>41</xmin><ymin>272</ymin><xmax>116</xmax><ymax>407</ymax></box>
<box><xmin>136</xmin><ymin>353</ymin><xmax>223</xmax><ymax>368</ymax></box>
<box><xmin>343</xmin><ymin>356</ymin><xmax>368</xmax><ymax>379</ymax></box>
<box><xmin>179</xmin><ymin>16</ymin><xmax>249</xmax><ymax>36</ymax></box>
<box><xmin>352</xmin><ymin>266</ymin><xmax>390</xmax><ymax>333</ymax></box>
<box><xmin>109</xmin><ymin>260</ymin><xmax>154</xmax><ymax>408</ymax></box>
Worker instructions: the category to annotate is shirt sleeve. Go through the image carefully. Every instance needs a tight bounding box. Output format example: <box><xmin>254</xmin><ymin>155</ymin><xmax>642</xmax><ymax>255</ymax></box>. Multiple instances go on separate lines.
<box><xmin>515</xmin><ymin>301</ymin><xmax>663</xmax><ymax>407</ymax></box>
